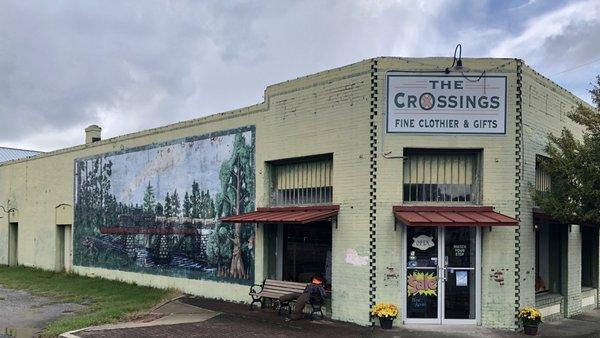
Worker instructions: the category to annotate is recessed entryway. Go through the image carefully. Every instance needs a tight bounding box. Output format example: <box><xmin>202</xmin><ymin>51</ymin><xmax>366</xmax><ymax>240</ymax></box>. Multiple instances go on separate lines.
<box><xmin>55</xmin><ymin>225</ymin><xmax>72</xmax><ymax>272</ymax></box>
<box><xmin>8</xmin><ymin>222</ymin><xmax>18</xmax><ymax>267</ymax></box>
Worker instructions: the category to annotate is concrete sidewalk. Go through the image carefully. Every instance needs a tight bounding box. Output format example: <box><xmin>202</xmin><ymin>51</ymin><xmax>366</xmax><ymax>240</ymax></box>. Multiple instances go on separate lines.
<box><xmin>61</xmin><ymin>299</ymin><xmax>219</xmax><ymax>337</ymax></box>
<box><xmin>63</xmin><ymin>296</ymin><xmax>600</xmax><ymax>337</ymax></box>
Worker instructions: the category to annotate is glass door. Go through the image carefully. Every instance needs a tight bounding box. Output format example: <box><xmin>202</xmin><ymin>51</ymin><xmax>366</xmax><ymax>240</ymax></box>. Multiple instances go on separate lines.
<box><xmin>405</xmin><ymin>226</ymin><xmax>480</xmax><ymax>324</ymax></box>
<box><xmin>405</xmin><ymin>227</ymin><xmax>440</xmax><ymax>323</ymax></box>
<box><xmin>442</xmin><ymin>227</ymin><xmax>478</xmax><ymax>324</ymax></box>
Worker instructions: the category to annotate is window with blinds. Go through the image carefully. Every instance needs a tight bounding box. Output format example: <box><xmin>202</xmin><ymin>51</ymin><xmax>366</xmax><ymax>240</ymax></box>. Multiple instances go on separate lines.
<box><xmin>535</xmin><ymin>159</ymin><xmax>551</xmax><ymax>193</ymax></box>
<box><xmin>271</xmin><ymin>155</ymin><xmax>333</xmax><ymax>206</ymax></box>
<box><xmin>403</xmin><ymin>149</ymin><xmax>481</xmax><ymax>203</ymax></box>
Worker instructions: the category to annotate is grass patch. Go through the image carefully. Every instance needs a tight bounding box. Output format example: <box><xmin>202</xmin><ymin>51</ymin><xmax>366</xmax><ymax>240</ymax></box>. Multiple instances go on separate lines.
<box><xmin>0</xmin><ymin>266</ymin><xmax>178</xmax><ymax>337</ymax></box>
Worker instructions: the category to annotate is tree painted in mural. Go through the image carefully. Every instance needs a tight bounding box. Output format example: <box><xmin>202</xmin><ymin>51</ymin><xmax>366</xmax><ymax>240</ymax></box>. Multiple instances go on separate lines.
<box><xmin>216</xmin><ymin>132</ymin><xmax>255</xmax><ymax>279</ymax></box>
<box><xmin>73</xmin><ymin>127</ymin><xmax>255</xmax><ymax>284</ymax></box>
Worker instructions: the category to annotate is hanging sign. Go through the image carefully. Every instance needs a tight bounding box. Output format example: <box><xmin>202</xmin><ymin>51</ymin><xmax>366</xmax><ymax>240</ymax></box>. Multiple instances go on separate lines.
<box><xmin>386</xmin><ymin>73</ymin><xmax>507</xmax><ymax>134</ymax></box>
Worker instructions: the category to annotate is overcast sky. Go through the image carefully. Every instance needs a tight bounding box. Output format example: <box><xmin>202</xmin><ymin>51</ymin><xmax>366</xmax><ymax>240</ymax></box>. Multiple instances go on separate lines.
<box><xmin>1</xmin><ymin>0</ymin><xmax>599</xmax><ymax>151</ymax></box>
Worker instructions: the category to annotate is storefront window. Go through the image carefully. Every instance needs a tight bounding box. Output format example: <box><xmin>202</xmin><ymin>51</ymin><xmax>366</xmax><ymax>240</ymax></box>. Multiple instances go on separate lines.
<box><xmin>264</xmin><ymin>222</ymin><xmax>333</xmax><ymax>287</ymax></box>
<box><xmin>581</xmin><ymin>226</ymin><xmax>598</xmax><ymax>289</ymax></box>
<box><xmin>403</xmin><ymin>149</ymin><xmax>481</xmax><ymax>203</ymax></box>
<box><xmin>282</xmin><ymin>222</ymin><xmax>332</xmax><ymax>285</ymax></box>
<box><xmin>270</xmin><ymin>155</ymin><xmax>332</xmax><ymax>206</ymax></box>
<box><xmin>535</xmin><ymin>221</ymin><xmax>563</xmax><ymax>294</ymax></box>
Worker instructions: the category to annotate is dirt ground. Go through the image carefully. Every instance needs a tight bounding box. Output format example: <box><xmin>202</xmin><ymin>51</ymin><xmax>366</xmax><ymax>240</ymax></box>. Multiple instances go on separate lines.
<box><xmin>0</xmin><ymin>284</ymin><xmax>83</xmax><ymax>338</ymax></box>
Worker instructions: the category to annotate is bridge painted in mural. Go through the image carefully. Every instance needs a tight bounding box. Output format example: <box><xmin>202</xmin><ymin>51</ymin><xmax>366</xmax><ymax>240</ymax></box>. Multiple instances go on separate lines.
<box><xmin>97</xmin><ymin>213</ymin><xmax>217</xmax><ymax>265</ymax></box>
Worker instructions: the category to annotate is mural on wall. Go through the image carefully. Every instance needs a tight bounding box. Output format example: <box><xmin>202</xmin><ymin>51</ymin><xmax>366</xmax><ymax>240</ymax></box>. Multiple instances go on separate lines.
<box><xmin>73</xmin><ymin>126</ymin><xmax>255</xmax><ymax>284</ymax></box>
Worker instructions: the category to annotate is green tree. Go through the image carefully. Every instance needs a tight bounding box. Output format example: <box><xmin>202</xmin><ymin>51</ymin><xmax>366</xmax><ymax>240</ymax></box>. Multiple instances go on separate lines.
<box><xmin>183</xmin><ymin>192</ymin><xmax>191</xmax><ymax>218</ymax></box>
<box><xmin>191</xmin><ymin>181</ymin><xmax>201</xmax><ymax>218</ymax></box>
<box><xmin>205</xmin><ymin>226</ymin><xmax>232</xmax><ymax>271</ymax></box>
<box><xmin>74</xmin><ymin>157</ymin><xmax>119</xmax><ymax>266</ymax></box>
<box><xmin>533</xmin><ymin>76</ymin><xmax>600</xmax><ymax>224</ymax></box>
<box><xmin>216</xmin><ymin>132</ymin><xmax>255</xmax><ymax>279</ymax></box>
<box><xmin>202</xmin><ymin>190</ymin><xmax>216</xmax><ymax>218</ymax></box>
<box><xmin>172</xmin><ymin>189</ymin><xmax>181</xmax><ymax>216</ymax></box>
<box><xmin>164</xmin><ymin>193</ymin><xmax>172</xmax><ymax>217</ymax></box>
<box><xmin>142</xmin><ymin>182</ymin><xmax>156</xmax><ymax>214</ymax></box>
<box><xmin>155</xmin><ymin>202</ymin><xmax>164</xmax><ymax>216</ymax></box>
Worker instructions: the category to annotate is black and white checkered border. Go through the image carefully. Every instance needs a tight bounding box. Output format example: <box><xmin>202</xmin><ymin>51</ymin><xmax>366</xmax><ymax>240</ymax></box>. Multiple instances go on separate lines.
<box><xmin>368</xmin><ymin>59</ymin><xmax>379</xmax><ymax>324</ymax></box>
<box><xmin>514</xmin><ymin>60</ymin><xmax>524</xmax><ymax>328</ymax></box>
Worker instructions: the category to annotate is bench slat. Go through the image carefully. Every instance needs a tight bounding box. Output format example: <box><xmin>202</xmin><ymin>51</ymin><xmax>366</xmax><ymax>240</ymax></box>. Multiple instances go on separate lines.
<box><xmin>264</xmin><ymin>279</ymin><xmax>306</xmax><ymax>285</ymax></box>
<box><xmin>263</xmin><ymin>284</ymin><xmax>306</xmax><ymax>292</ymax></box>
<box><xmin>254</xmin><ymin>289</ymin><xmax>293</xmax><ymax>296</ymax></box>
<box><xmin>264</xmin><ymin>279</ymin><xmax>307</xmax><ymax>288</ymax></box>
<box><xmin>251</xmin><ymin>279</ymin><xmax>310</xmax><ymax>301</ymax></box>
<box><xmin>263</xmin><ymin>283</ymin><xmax>306</xmax><ymax>289</ymax></box>
<box><xmin>252</xmin><ymin>291</ymin><xmax>292</xmax><ymax>299</ymax></box>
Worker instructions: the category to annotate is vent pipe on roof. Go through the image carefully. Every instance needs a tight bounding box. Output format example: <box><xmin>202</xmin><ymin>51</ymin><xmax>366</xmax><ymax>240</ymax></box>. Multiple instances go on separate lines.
<box><xmin>85</xmin><ymin>125</ymin><xmax>102</xmax><ymax>144</ymax></box>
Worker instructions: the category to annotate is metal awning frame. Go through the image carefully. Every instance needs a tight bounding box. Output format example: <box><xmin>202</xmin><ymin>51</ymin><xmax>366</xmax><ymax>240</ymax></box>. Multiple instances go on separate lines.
<box><xmin>393</xmin><ymin>205</ymin><xmax>519</xmax><ymax>231</ymax></box>
<box><xmin>219</xmin><ymin>205</ymin><xmax>340</xmax><ymax>228</ymax></box>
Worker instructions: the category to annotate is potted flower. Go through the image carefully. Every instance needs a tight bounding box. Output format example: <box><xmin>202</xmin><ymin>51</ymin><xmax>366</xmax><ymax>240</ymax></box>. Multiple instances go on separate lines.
<box><xmin>518</xmin><ymin>306</ymin><xmax>542</xmax><ymax>335</ymax></box>
<box><xmin>370</xmin><ymin>302</ymin><xmax>399</xmax><ymax>329</ymax></box>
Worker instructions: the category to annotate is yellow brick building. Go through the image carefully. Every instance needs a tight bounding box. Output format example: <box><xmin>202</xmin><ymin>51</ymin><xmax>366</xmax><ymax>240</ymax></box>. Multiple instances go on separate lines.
<box><xmin>0</xmin><ymin>57</ymin><xmax>595</xmax><ymax>329</ymax></box>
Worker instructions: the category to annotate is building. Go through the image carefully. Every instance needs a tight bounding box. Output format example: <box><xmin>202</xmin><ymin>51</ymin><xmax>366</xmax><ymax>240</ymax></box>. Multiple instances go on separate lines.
<box><xmin>0</xmin><ymin>57</ymin><xmax>596</xmax><ymax>329</ymax></box>
<box><xmin>0</xmin><ymin>147</ymin><xmax>40</xmax><ymax>163</ymax></box>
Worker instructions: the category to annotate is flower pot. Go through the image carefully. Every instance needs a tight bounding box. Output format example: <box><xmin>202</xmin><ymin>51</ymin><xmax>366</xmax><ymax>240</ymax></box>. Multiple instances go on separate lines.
<box><xmin>523</xmin><ymin>323</ymin><xmax>539</xmax><ymax>336</ymax></box>
<box><xmin>379</xmin><ymin>317</ymin><xmax>394</xmax><ymax>329</ymax></box>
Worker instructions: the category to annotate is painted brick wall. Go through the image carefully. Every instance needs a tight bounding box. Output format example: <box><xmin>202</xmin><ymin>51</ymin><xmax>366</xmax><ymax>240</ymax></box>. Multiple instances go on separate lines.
<box><xmin>0</xmin><ymin>59</ymin><xmax>375</xmax><ymax>325</ymax></box>
<box><xmin>565</xmin><ymin>225</ymin><xmax>583</xmax><ymax>316</ymax></box>
<box><xmin>258</xmin><ymin>61</ymin><xmax>374</xmax><ymax>324</ymax></box>
<box><xmin>0</xmin><ymin>57</ymin><xmax>594</xmax><ymax>328</ymax></box>
<box><xmin>373</xmin><ymin>57</ymin><xmax>520</xmax><ymax>329</ymax></box>
<box><xmin>520</xmin><ymin>64</ymin><xmax>591</xmax><ymax>318</ymax></box>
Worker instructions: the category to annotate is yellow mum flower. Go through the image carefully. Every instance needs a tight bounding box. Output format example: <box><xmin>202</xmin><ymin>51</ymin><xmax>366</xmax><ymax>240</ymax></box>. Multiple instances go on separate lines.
<box><xmin>371</xmin><ymin>302</ymin><xmax>399</xmax><ymax>318</ymax></box>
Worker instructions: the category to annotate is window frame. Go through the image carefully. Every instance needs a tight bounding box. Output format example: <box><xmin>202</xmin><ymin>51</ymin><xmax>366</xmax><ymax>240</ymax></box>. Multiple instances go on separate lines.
<box><xmin>268</xmin><ymin>154</ymin><xmax>333</xmax><ymax>206</ymax></box>
<box><xmin>402</xmin><ymin>149</ymin><xmax>483</xmax><ymax>204</ymax></box>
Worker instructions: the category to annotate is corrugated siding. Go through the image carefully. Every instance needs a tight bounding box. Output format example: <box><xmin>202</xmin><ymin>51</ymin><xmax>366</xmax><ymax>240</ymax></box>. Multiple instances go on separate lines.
<box><xmin>0</xmin><ymin>147</ymin><xmax>40</xmax><ymax>163</ymax></box>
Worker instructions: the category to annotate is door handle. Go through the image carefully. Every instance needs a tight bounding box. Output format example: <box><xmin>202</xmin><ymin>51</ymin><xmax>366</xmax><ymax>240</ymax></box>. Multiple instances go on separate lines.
<box><xmin>438</xmin><ymin>266</ymin><xmax>448</xmax><ymax>282</ymax></box>
<box><xmin>443</xmin><ymin>255</ymin><xmax>449</xmax><ymax>282</ymax></box>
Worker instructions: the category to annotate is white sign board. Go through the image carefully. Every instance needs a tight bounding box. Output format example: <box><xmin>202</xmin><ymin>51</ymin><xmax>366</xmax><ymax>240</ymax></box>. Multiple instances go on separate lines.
<box><xmin>386</xmin><ymin>73</ymin><xmax>507</xmax><ymax>134</ymax></box>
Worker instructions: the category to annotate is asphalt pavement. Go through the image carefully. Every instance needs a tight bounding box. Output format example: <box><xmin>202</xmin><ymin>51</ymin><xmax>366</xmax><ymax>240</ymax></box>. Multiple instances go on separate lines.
<box><xmin>0</xmin><ymin>284</ymin><xmax>83</xmax><ymax>338</ymax></box>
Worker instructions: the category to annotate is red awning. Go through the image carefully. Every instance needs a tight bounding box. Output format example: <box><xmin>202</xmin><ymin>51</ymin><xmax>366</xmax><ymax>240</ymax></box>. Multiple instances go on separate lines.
<box><xmin>533</xmin><ymin>207</ymin><xmax>597</xmax><ymax>227</ymax></box>
<box><xmin>393</xmin><ymin>205</ymin><xmax>518</xmax><ymax>227</ymax></box>
<box><xmin>219</xmin><ymin>205</ymin><xmax>339</xmax><ymax>224</ymax></box>
<box><xmin>533</xmin><ymin>207</ymin><xmax>556</xmax><ymax>222</ymax></box>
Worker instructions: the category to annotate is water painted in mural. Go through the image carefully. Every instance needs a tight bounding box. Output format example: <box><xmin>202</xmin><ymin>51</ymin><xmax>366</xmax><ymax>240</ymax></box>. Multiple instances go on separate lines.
<box><xmin>73</xmin><ymin>126</ymin><xmax>255</xmax><ymax>284</ymax></box>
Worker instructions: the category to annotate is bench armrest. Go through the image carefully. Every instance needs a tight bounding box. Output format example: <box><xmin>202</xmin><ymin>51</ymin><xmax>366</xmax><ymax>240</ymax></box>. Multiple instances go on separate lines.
<box><xmin>249</xmin><ymin>284</ymin><xmax>263</xmax><ymax>295</ymax></box>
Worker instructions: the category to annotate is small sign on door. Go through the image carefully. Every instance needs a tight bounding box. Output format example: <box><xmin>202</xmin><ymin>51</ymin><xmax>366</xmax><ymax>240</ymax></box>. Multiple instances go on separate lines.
<box><xmin>456</xmin><ymin>270</ymin><xmax>468</xmax><ymax>287</ymax></box>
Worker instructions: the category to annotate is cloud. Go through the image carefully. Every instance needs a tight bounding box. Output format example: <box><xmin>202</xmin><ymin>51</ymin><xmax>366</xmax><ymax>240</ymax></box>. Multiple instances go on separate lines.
<box><xmin>490</xmin><ymin>0</ymin><xmax>599</xmax><ymax>63</ymax></box>
<box><xmin>0</xmin><ymin>0</ymin><xmax>597</xmax><ymax>151</ymax></box>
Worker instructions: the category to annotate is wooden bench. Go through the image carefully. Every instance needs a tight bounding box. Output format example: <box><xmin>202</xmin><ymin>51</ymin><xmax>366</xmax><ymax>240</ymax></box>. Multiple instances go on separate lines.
<box><xmin>249</xmin><ymin>279</ymin><xmax>307</xmax><ymax>314</ymax></box>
